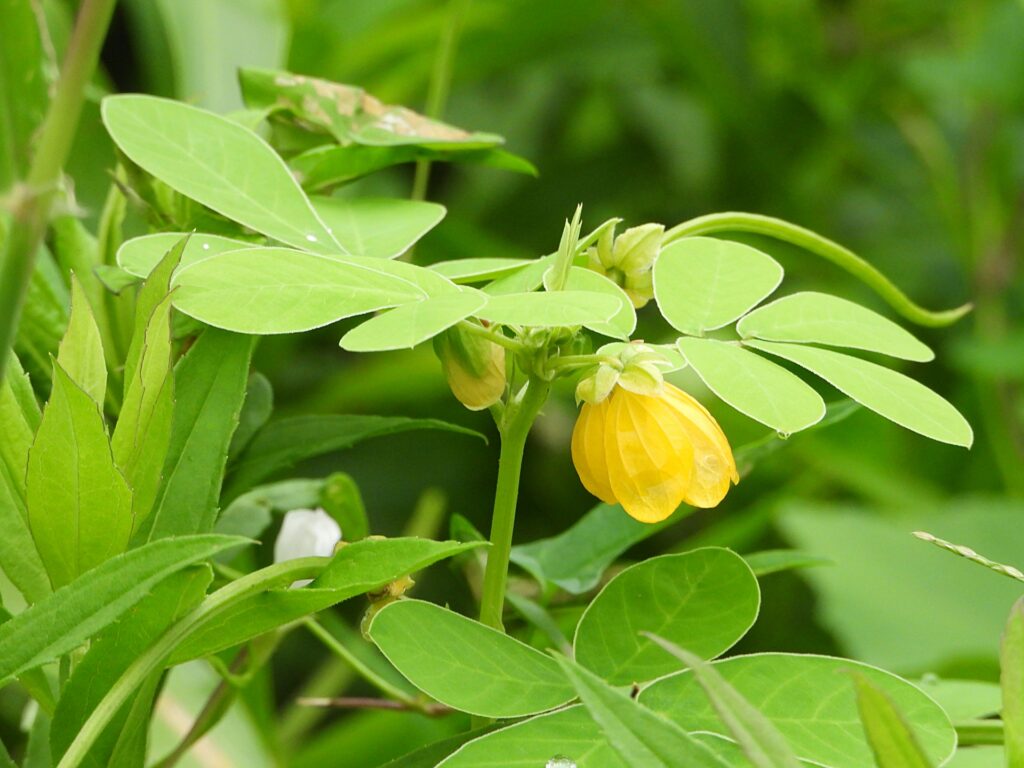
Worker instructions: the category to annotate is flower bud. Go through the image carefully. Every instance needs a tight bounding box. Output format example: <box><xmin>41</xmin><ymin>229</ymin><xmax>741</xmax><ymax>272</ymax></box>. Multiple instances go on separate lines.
<box><xmin>274</xmin><ymin>508</ymin><xmax>342</xmax><ymax>587</ymax></box>
<box><xmin>585</xmin><ymin>223</ymin><xmax>664</xmax><ymax>308</ymax></box>
<box><xmin>433</xmin><ymin>324</ymin><xmax>506</xmax><ymax>410</ymax></box>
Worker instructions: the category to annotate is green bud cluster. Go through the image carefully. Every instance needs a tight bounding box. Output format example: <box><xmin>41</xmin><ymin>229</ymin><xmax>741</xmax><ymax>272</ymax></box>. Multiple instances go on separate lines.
<box><xmin>586</xmin><ymin>222</ymin><xmax>664</xmax><ymax>308</ymax></box>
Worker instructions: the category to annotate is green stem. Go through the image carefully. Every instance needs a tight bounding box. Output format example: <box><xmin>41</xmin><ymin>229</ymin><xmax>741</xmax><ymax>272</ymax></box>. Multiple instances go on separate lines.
<box><xmin>478</xmin><ymin>376</ymin><xmax>550</xmax><ymax>630</ymax></box>
<box><xmin>0</xmin><ymin>0</ymin><xmax>118</xmax><ymax>383</ymax></box>
<box><xmin>411</xmin><ymin>0</ymin><xmax>471</xmax><ymax>202</ymax></box>
<box><xmin>55</xmin><ymin>557</ymin><xmax>328</xmax><ymax>768</ymax></box>
<box><xmin>955</xmin><ymin>719</ymin><xmax>1003</xmax><ymax>746</ymax></box>
<box><xmin>458</xmin><ymin>320</ymin><xmax>526</xmax><ymax>352</ymax></box>
<box><xmin>663</xmin><ymin>212</ymin><xmax>972</xmax><ymax>328</ymax></box>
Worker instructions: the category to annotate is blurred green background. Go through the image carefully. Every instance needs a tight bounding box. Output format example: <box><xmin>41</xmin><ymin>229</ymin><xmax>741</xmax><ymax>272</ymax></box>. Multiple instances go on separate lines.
<box><xmin>12</xmin><ymin>0</ymin><xmax>1024</xmax><ymax>764</ymax></box>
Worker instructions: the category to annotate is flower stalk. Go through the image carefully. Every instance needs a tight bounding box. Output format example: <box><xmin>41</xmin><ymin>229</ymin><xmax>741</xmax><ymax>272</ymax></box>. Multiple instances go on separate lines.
<box><xmin>478</xmin><ymin>375</ymin><xmax>550</xmax><ymax>630</ymax></box>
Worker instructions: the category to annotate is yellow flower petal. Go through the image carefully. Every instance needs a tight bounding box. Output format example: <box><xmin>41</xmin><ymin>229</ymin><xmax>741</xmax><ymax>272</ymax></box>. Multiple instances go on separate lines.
<box><xmin>606</xmin><ymin>390</ymin><xmax>692</xmax><ymax>523</ymax></box>
<box><xmin>662</xmin><ymin>384</ymin><xmax>738</xmax><ymax>507</ymax></box>
<box><xmin>571</xmin><ymin>398</ymin><xmax>616</xmax><ymax>504</ymax></box>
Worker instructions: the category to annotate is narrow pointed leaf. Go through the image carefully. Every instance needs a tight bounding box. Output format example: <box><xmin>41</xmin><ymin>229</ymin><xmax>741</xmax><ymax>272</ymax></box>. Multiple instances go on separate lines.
<box><xmin>654</xmin><ymin>237</ymin><xmax>783</xmax><ymax>335</ymax></box>
<box><xmin>639</xmin><ymin>653</ymin><xmax>956</xmax><ymax>768</ymax></box>
<box><xmin>56</xmin><ymin>278</ymin><xmax>106</xmax><ymax>406</ymax></box>
<box><xmin>28</xmin><ymin>364</ymin><xmax>133</xmax><ymax>588</ymax></box>
<box><xmin>553</xmin><ymin>654</ymin><xmax>730</xmax><ymax>768</ymax></box>
<box><xmin>677</xmin><ymin>337</ymin><xmax>825</xmax><ymax>434</ymax></box>
<box><xmin>644</xmin><ymin>636</ymin><xmax>803</xmax><ymax>768</ymax></box>
<box><xmin>853</xmin><ymin>673</ymin><xmax>933</xmax><ymax>768</ymax></box>
<box><xmin>101</xmin><ymin>95</ymin><xmax>343</xmax><ymax>254</ymax></box>
<box><xmin>143</xmin><ymin>329</ymin><xmax>253</xmax><ymax>540</ymax></box>
<box><xmin>1002</xmin><ymin>598</ymin><xmax>1024</xmax><ymax>768</ymax></box>
<box><xmin>737</xmin><ymin>292</ymin><xmax>933</xmax><ymax>361</ymax></box>
<box><xmin>745</xmin><ymin>340</ymin><xmax>973</xmax><ymax>447</ymax></box>
<box><xmin>0</xmin><ymin>535</ymin><xmax>248</xmax><ymax>684</ymax></box>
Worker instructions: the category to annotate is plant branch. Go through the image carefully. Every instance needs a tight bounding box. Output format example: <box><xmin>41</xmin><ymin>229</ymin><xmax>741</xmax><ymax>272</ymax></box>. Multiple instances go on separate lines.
<box><xmin>478</xmin><ymin>375</ymin><xmax>550</xmax><ymax>630</ymax></box>
<box><xmin>664</xmin><ymin>212</ymin><xmax>971</xmax><ymax>328</ymax></box>
<box><xmin>296</xmin><ymin>696</ymin><xmax>452</xmax><ymax>716</ymax></box>
<box><xmin>0</xmin><ymin>0</ymin><xmax>118</xmax><ymax>383</ymax></box>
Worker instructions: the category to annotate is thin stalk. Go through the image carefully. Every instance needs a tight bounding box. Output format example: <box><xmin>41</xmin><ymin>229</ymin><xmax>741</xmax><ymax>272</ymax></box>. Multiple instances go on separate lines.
<box><xmin>457</xmin><ymin>320</ymin><xmax>527</xmax><ymax>352</ymax></box>
<box><xmin>478</xmin><ymin>376</ymin><xmax>550</xmax><ymax>630</ymax></box>
<box><xmin>664</xmin><ymin>212</ymin><xmax>971</xmax><ymax>328</ymax></box>
<box><xmin>0</xmin><ymin>0</ymin><xmax>118</xmax><ymax>383</ymax></box>
<box><xmin>410</xmin><ymin>0</ymin><xmax>471</xmax><ymax>202</ymax></box>
<box><xmin>302</xmin><ymin>618</ymin><xmax>419</xmax><ymax>706</ymax></box>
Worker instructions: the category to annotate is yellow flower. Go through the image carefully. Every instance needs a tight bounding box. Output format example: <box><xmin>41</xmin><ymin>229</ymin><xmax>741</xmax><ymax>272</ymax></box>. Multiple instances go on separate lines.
<box><xmin>571</xmin><ymin>383</ymin><xmax>738</xmax><ymax>523</ymax></box>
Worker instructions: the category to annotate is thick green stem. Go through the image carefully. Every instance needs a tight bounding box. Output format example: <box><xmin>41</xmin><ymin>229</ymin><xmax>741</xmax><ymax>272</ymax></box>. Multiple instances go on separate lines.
<box><xmin>0</xmin><ymin>0</ymin><xmax>118</xmax><ymax>383</ymax></box>
<box><xmin>955</xmin><ymin>720</ymin><xmax>1003</xmax><ymax>746</ymax></box>
<box><xmin>478</xmin><ymin>376</ymin><xmax>550</xmax><ymax>630</ymax></box>
<box><xmin>664</xmin><ymin>212</ymin><xmax>971</xmax><ymax>328</ymax></box>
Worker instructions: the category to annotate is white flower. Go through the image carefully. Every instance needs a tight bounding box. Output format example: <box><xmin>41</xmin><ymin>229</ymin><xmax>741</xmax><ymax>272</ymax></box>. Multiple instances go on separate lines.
<box><xmin>274</xmin><ymin>508</ymin><xmax>342</xmax><ymax>586</ymax></box>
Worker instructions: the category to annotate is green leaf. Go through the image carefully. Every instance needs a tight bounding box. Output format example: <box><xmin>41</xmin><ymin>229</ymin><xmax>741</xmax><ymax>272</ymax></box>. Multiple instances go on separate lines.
<box><xmin>56</xmin><ymin>277</ymin><xmax>106</xmax><ymax>406</ymax></box>
<box><xmin>0</xmin><ymin>460</ymin><xmax>50</xmax><ymax>603</ymax></box>
<box><xmin>654</xmin><ymin>237</ymin><xmax>783</xmax><ymax>335</ymax></box>
<box><xmin>117</xmin><ymin>232</ymin><xmax>254</xmax><ymax>278</ymax></box>
<box><xmin>239</xmin><ymin>68</ymin><xmax>504</xmax><ymax>149</ymax></box>
<box><xmin>368</xmin><ymin>600</ymin><xmax>575</xmax><ymax>718</ymax></box>
<box><xmin>437</xmin><ymin>705</ymin><xmax>626</xmax><ymax>767</ymax></box>
<box><xmin>50</xmin><ymin>566</ymin><xmax>212</xmax><ymax>766</ymax></box>
<box><xmin>0</xmin><ymin>535</ymin><xmax>247</xmax><ymax>684</ymax></box>
<box><xmin>742</xmin><ymin>549</ymin><xmax>832</xmax><ymax>577</ymax></box>
<box><xmin>340</xmin><ymin>292</ymin><xmax>487</xmax><ymax>352</ymax></box>
<box><xmin>574</xmin><ymin>549</ymin><xmax>759</xmax><ymax>686</ymax></box>
<box><xmin>1002</xmin><ymin>598</ymin><xmax>1024</xmax><ymax>768</ymax></box>
<box><xmin>228</xmin><ymin>372</ymin><xmax>274</xmax><ymax>460</ymax></box>
<box><xmin>225</xmin><ymin>414</ymin><xmax>482</xmax><ymax>500</ymax></box>
<box><xmin>737</xmin><ymin>292</ymin><xmax>934</xmax><ymax>362</ymax></box>
<box><xmin>310</xmin><ymin>196</ymin><xmax>446</xmax><ymax>259</ymax></box>
<box><xmin>563</xmin><ymin>266</ymin><xmax>635</xmax><ymax>340</ymax></box>
<box><xmin>27</xmin><ymin>364</ymin><xmax>133</xmax><ymax>588</ymax></box>
<box><xmin>291</xmin><ymin>144</ymin><xmax>536</xmax><ymax>190</ymax></box>
<box><xmin>428</xmin><ymin>258</ymin><xmax>535</xmax><ymax>284</ymax></box>
<box><xmin>644</xmin><ymin>638</ymin><xmax>805</xmax><ymax>768</ymax></box>
<box><xmin>510</xmin><ymin>503</ymin><xmax>674</xmax><ymax>595</ymax></box>
<box><xmin>482</xmin><ymin>256</ymin><xmax>553</xmax><ymax>296</ymax></box>
<box><xmin>476</xmin><ymin>291</ymin><xmax>620</xmax><ymax>327</ymax></box>
<box><xmin>138</xmin><ymin>329</ymin><xmax>251</xmax><ymax>542</ymax></box>
<box><xmin>171</xmin><ymin>247</ymin><xmax>426</xmax><ymax>333</ymax></box>
<box><xmin>121</xmin><ymin>234</ymin><xmax>186</xmax><ymax>389</ymax></box>
<box><xmin>744</xmin><ymin>340</ymin><xmax>973</xmax><ymax>447</ymax></box>
<box><xmin>101</xmin><ymin>95</ymin><xmax>343</xmax><ymax>254</ymax></box>
<box><xmin>111</xmin><ymin>293</ymin><xmax>175</xmax><ymax>534</ymax></box>
<box><xmin>639</xmin><ymin>653</ymin><xmax>956</xmax><ymax>768</ymax></box>
<box><xmin>0</xmin><ymin>351</ymin><xmax>36</xmax><ymax>493</ymax></box>
<box><xmin>553</xmin><ymin>654</ymin><xmax>729</xmax><ymax>768</ymax></box>
<box><xmin>677</xmin><ymin>338</ymin><xmax>825</xmax><ymax>434</ymax></box>
<box><xmin>170</xmin><ymin>538</ymin><xmax>482</xmax><ymax>663</ymax></box>
<box><xmin>853</xmin><ymin>673</ymin><xmax>934</xmax><ymax>768</ymax></box>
